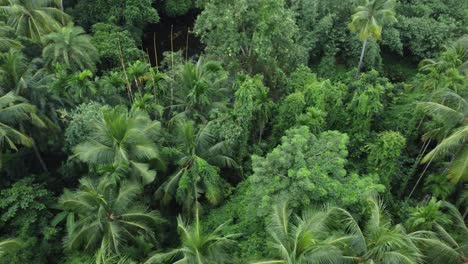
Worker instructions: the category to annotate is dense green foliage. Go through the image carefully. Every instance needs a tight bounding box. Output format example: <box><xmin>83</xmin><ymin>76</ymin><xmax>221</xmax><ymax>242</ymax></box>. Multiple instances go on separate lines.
<box><xmin>0</xmin><ymin>0</ymin><xmax>467</xmax><ymax>263</ymax></box>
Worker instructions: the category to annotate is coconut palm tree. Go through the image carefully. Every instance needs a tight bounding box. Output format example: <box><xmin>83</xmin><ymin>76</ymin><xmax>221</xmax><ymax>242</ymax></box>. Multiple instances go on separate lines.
<box><xmin>145</xmin><ymin>209</ymin><xmax>238</xmax><ymax>264</ymax></box>
<box><xmin>331</xmin><ymin>197</ymin><xmax>423</xmax><ymax>263</ymax></box>
<box><xmin>0</xmin><ymin>23</ymin><xmax>22</xmax><ymax>51</ymax></box>
<box><xmin>253</xmin><ymin>201</ymin><xmax>347</xmax><ymax>264</ymax></box>
<box><xmin>156</xmin><ymin>119</ymin><xmax>236</xmax><ymax>212</ymax></box>
<box><xmin>59</xmin><ymin>177</ymin><xmax>164</xmax><ymax>261</ymax></box>
<box><xmin>419</xmin><ymin>45</ymin><xmax>467</xmax><ymax>92</ymax></box>
<box><xmin>0</xmin><ymin>0</ymin><xmax>69</xmax><ymax>41</ymax></box>
<box><xmin>0</xmin><ymin>50</ymin><xmax>29</xmax><ymax>95</ymax></box>
<box><xmin>0</xmin><ymin>238</ymin><xmax>21</xmax><ymax>257</ymax></box>
<box><xmin>42</xmin><ymin>25</ymin><xmax>98</xmax><ymax>72</ymax></box>
<box><xmin>348</xmin><ymin>0</ymin><xmax>397</xmax><ymax>77</ymax></box>
<box><xmin>419</xmin><ymin>89</ymin><xmax>468</xmax><ymax>183</ymax></box>
<box><xmin>0</xmin><ymin>92</ymin><xmax>44</xmax><ymax>152</ymax></box>
<box><xmin>74</xmin><ymin>105</ymin><xmax>163</xmax><ymax>185</ymax></box>
<box><xmin>409</xmin><ymin>202</ymin><xmax>468</xmax><ymax>263</ymax></box>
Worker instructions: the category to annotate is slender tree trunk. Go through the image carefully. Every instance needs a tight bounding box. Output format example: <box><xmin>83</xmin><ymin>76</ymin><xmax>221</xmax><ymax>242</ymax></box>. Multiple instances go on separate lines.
<box><xmin>32</xmin><ymin>141</ymin><xmax>48</xmax><ymax>173</ymax></box>
<box><xmin>356</xmin><ymin>38</ymin><xmax>368</xmax><ymax>78</ymax></box>
<box><xmin>117</xmin><ymin>37</ymin><xmax>133</xmax><ymax>103</ymax></box>
<box><xmin>170</xmin><ymin>25</ymin><xmax>174</xmax><ymax>107</ymax></box>
<box><xmin>408</xmin><ymin>154</ymin><xmax>435</xmax><ymax>199</ymax></box>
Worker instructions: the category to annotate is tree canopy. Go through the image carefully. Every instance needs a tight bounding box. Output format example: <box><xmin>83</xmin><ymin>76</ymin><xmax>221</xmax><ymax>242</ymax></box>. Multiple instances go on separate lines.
<box><xmin>0</xmin><ymin>0</ymin><xmax>466</xmax><ymax>263</ymax></box>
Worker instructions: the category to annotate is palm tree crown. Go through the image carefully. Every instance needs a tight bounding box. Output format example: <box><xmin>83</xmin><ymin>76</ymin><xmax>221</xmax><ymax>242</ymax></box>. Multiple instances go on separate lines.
<box><xmin>349</xmin><ymin>0</ymin><xmax>397</xmax><ymax>76</ymax></box>
<box><xmin>0</xmin><ymin>92</ymin><xmax>44</xmax><ymax>151</ymax></box>
<box><xmin>0</xmin><ymin>0</ymin><xmax>69</xmax><ymax>41</ymax></box>
<box><xmin>349</xmin><ymin>0</ymin><xmax>397</xmax><ymax>41</ymax></box>
<box><xmin>254</xmin><ymin>201</ymin><xmax>346</xmax><ymax>264</ymax></box>
<box><xmin>171</xmin><ymin>58</ymin><xmax>227</xmax><ymax>123</ymax></box>
<box><xmin>419</xmin><ymin>89</ymin><xmax>468</xmax><ymax>183</ymax></box>
<box><xmin>145</xmin><ymin>209</ymin><xmax>238</xmax><ymax>264</ymax></box>
<box><xmin>156</xmin><ymin>119</ymin><xmax>236</xmax><ymax>211</ymax></box>
<box><xmin>332</xmin><ymin>197</ymin><xmax>422</xmax><ymax>263</ymax></box>
<box><xmin>74</xmin><ymin>105</ymin><xmax>162</xmax><ymax>185</ymax></box>
<box><xmin>59</xmin><ymin>177</ymin><xmax>164</xmax><ymax>261</ymax></box>
<box><xmin>42</xmin><ymin>25</ymin><xmax>98</xmax><ymax>72</ymax></box>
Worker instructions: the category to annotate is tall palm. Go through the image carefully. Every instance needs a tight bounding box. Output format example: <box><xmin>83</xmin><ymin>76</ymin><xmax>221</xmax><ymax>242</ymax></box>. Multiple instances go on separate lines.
<box><xmin>145</xmin><ymin>209</ymin><xmax>238</xmax><ymax>264</ymax></box>
<box><xmin>0</xmin><ymin>92</ymin><xmax>44</xmax><ymax>152</ymax></box>
<box><xmin>156</xmin><ymin>119</ymin><xmax>236</xmax><ymax>211</ymax></box>
<box><xmin>0</xmin><ymin>238</ymin><xmax>21</xmax><ymax>257</ymax></box>
<box><xmin>253</xmin><ymin>202</ymin><xmax>346</xmax><ymax>264</ymax></box>
<box><xmin>348</xmin><ymin>0</ymin><xmax>397</xmax><ymax>77</ymax></box>
<box><xmin>332</xmin><ymin>197</ymin><xmax>422</xmax><ymax>263</ymax></box>
<box><xmin>74</xmin><ymin>105</ymin><xmax>163</xmax><ymax>185</ymax></box>
<box><xmin>0</xmin><ymin>0</ymin><xmax>69</xmax><ymax>41</ymax></box>
<box><xmin>42</xmin><ymin>25</ymin><xmax>98</xmax><ymax>72</ymax></box>
<box><xmin>59</xmin><ymin>177</ymin><xmax>164</xmax><ymax>261</ymax></box>
<box><xmin>419</xmin><ymin>89</ymin><xmax>468</xmax><ymax>183</ymax></box>
<box><xmin>171</xmin><ymin>58</ymin><xmax>227</xmax><ymax>122</ymax></box>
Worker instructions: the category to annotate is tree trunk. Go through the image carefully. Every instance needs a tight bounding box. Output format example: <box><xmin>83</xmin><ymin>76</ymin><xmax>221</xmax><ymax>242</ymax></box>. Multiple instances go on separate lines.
<box><xmin>356</xmin><ymin>38</ymin><xmax>368</xmax><ymax>78</ymax></box>
<box><xmin>32</xmin><ymin>140</ymin><xmax>48</xmax><ymax>173</ymax></box>
<box><xmin>408</xmin><ymin>154</ymin><xmax>435</xmax><ymax>200</ymax></box>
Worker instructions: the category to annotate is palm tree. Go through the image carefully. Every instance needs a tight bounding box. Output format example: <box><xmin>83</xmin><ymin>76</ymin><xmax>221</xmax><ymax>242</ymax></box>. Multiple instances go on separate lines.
<box><xmin>145</xmin><ymin>209</ymin><xmax>238</xmax><ymax>264</ymax></box>
<box><xmin>0</xmin><ymin>23</ymin><xmax>22</xmax><ymax>51</ymax></box>
<box><xmin>0</xmin><ymin>92</ymin><xmax>44</xmax><ymax>152</ymax></box>
<box><xmin>0</xmin><ymin>238</ymin><xmax>21</xmax><ymax>257</ymax></box>
<box><xmin>253</xmin><ymin>202</ymin><xmax>346</xmax><ymax>264</ymax></box>
<box><xmin>0</xmin><ymin>50</ymin><xmax>28</xmax><ymax>94</ymax></box>
<box><xmin>419</xmin><ymin>44</ymin><xmax>467</xmax><ymax>92</ymax></box>
<box><xmin>406</xmin><ymin>198</ymin><xmax>451</xmax><ymax>231</ymax></box>
<box><xmin>74</xmin><ymin>105</ymin><xmax>163</xmax><ymax>185</ymax></box>
<box><xmin>156</xmin><ymin>119</ymin><xmax>236</xmax><ymax>211</ymax></box>
<box><xmin>0</xmin><ymin>0</ymin><xmax>69</xmax><ymax>41</ymax></box>
<box><xmin>234</xmin><ymin>75</ymin><xmax>273</xmax><ymax>143</ymax></box>
<box><xmin>59</xmin><ymin>177</ymin><xmax>164</xmax><ymax>261</ymax></box>
<box><xmin>348</xmin><ymin>0</ymin><xmax>397</xmax><ymax>77</ymax></box>
<box><xmin>171</xmin><ymin>58</ymin><xmax>227</xmax><ymax>122</ymax></box>
<box><xmin>332</xmin><ymin>197</ymin><xmax>423</xmax><ymax>263</ymax></box>
<box><xmin>419</xmin><ymin>89</ymin><xmax>468</xmax><ymax>183</ymax></box>
<box><xmin>409</xmin><ymin>202</ymin><xmax>468</xmax><ymax>263</ymax></box>
<box><xmin>42</xmin><ymin>25</ymin><xmax>98</xmax><ymax>72</ymax></box>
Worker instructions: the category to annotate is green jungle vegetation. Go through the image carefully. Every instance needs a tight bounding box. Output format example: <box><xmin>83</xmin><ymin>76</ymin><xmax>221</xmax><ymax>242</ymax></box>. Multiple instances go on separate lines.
<box><xmin>0</xmin><ymin>0</ymin><xmax>467</xmax><ymax>263</ymax></box>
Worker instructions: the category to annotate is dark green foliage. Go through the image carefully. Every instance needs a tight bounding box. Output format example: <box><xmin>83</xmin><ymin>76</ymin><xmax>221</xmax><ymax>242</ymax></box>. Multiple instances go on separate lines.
<box><xmin>91</xmin><ymin>23</ymin><xmax>145</xmax><ymax>70</ymax></box>
<box><xmin>394</xmin><ymin>0</ymin><xmax>468</xmax><ymax>60</ymax></box>
<box><xmin>272</xmin><ymin>92</ymin><xmax>306</xmax><ymax>139</ymax></box>
<box><xmin>195</xmin><ymin>0</ymin><xmax>306</xmax><ymax>87</ymax></box>
<box><xmin>366</xmin><ymin>131</ymin><xmax>406</xmax><ymax>195</ymax></box>
<box><xmin>164</xmin><ymin>0</ymin><xmax>193</xmax><ymax>17</ymax></box>
<box><xmin>0</xmin><ymin>177</ymin><xmax>52</xmax><ymax>236</ymax></box>
<box><xmin>69</xmin><ymin>0</ymin><xmax>159</xmax><ymax>34</ymax></box>
<box><xmin>0</xmin><ymin>177</ymin><xmax>55</xmax><ymax>264</ymax></box>
<box><xmin>64</xmin><ymin>102</ymin><xmax>103</xmax><ymax>152</ymax></box>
